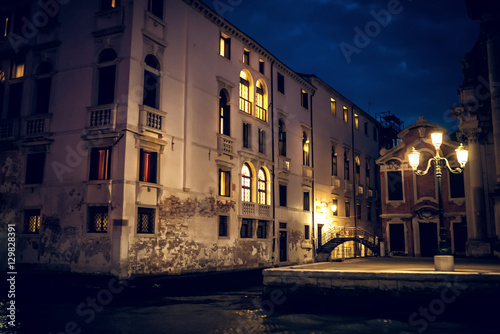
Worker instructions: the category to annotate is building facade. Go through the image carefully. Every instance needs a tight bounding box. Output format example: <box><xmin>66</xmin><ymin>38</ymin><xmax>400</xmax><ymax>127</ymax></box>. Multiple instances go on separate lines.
<box><xmin>450</xmin><ymin>0</ymin><xmax>500</xmax><ymax>257</ymax></box>
<box><xmin>376</xmin><ymin>117</ymin><xmax>467</xmax><ymax>257</ymax></box>
<box><xmin>0</xmin><ymin>0</ymin><xmax>381</xmax><ymax>277</ymax></box>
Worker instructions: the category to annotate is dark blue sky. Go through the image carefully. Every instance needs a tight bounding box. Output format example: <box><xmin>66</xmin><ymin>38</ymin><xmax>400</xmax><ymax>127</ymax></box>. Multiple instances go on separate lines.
<box><xmin>209</xmin><ymin>0</ymin><xmax>480</xmax><ymax>133</ymax></box>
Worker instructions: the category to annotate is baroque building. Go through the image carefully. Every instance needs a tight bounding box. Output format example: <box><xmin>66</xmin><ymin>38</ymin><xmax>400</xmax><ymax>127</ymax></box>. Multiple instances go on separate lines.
<box><xmin>0</xmin><ymin>0</ymin><xmax>381</xmax><ymax>277</ymax></box>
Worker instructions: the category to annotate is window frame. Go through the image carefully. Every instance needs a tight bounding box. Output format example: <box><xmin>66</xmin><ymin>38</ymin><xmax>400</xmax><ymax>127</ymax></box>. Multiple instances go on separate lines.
<box><xmin>219</xmin><ymin>32</ymin><xmax>231</xmax><ymax>59</ymax></box>
<box><xmin>277</xmin><ymin>72</ymin><xmax>285</xmax><ymax>94</ymax></box>
<box><xmin>386</xmin><ymin>170</ymin><xmax>404</xmax><ymax>202</ymax></box>
<box><xmin>279</xmin><ymin>184</ymin><xmax>287</xmax><ymax>207</ymax></box>
<box><xmin>87</xmin><ymin>205</ymin><xmax>109</xmax><ymax>234</ymax></box>
<box><xmin>242</xmin><ymin>122</ymin><xmax>251</xmax><ymax>149</ymax></box>
<box><xmin>301</xmin><ymin>89</ymin><xmax>309</xmax><ymax>109</ymax></box>
<box><xmin>241</xmin><ymin>163</ymin><xmax>252</xmax><ymax>202</ymax></box>
<box><xmin>219</xmin><ymin>168</ymin><xmax>231</xmax><ymax>197</ymax></box>
<box><xmin>139</xmin><ymin>148</ymin><xmax>158</xmax><ymax>184</ymax></box>
<box><xmin>218</xmin><ymin>215</ymin><xmax>229</xmax><ymax>237</ymax></box>
<box><xmin>136</xmin><ymin>207</ymin><xmax>156</xmax><ymax>235</ymax></box>
<box><xmin>240</xmin><ymin>218</ymin><xmax>253</xmax><ymax>238</ymax></box>
<box><xmin>257</xmin><ymin>220</ymin><xmax>267</xmax><ymax>239</ymax></box>
<box><xmin>303</xmin><ymin>191</ymin><xmax>310</xmax><ymax>211</ymax></box>
<box><xmin>89</xmin><ymin>147</ymin><xmax>112</xmax><ymax>181</ymax></box>
<box><xmin>24</xmin><ymin>209</ymin><xmax>41</xmax><ymax>234</ymax></box>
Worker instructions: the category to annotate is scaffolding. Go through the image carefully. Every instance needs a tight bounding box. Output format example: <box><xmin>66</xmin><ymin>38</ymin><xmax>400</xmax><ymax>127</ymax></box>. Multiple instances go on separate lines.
<box><xmin>376</xmin><ymin>111</ymin><xmax>404</xmax><ymax>149</ymax></box>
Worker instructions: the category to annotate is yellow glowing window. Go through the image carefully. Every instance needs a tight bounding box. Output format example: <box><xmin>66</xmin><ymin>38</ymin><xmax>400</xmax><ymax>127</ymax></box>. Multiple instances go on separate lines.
<box><xmin>241</xmin><ymin>163</ymin><xmax>252</xmax><ymax>202</ymax></box>
<box><xmin>258</xmin><ymin>168</ymin><xmax>267</xmax><ymax>205</ymax></box>
<box><xmin>331</xmin><ymin>98</ymin><xmax>336</xmax><ymax>115</ymax></box>
<box><xmin>354</xmin><ymin>114</ymin><xmax>359</xmax><ymax>130</ymax></box>
<box><xmin>343</xmin><ymin>106</ymin><xmax>348</xmax><ymax>123</ymax></box>
<box><xmin>3</xmin><ymin>17</ymin><xmax>8</xmax><ymax>37</ymax></box>
<box><xmin>239</xmin><ymin>72</ymin><xmax>251</xmax><ymax>114</ymax></box>
<box><xmin>12</xmin><ymin>62</ymin><xmax>24</xmax><ymax>79</ymax></box>
<box><xmin>219</xmin><ymin>33</ymin><xmax>230</xmax><ymax>59</ymax></box>
<box><xmin>24</xmin><ymin>210</ymin><xmax>41</xmax><ymax>233</ymax></box>
<box><xmin>256</xmin><ymin>81</ymin><xmax>266</xmax><ymax>121</ymax></box>
<box><xmin>219</xmin><ymin>169</ymin><xmax>230</xmax><ymax>197</ymax></box>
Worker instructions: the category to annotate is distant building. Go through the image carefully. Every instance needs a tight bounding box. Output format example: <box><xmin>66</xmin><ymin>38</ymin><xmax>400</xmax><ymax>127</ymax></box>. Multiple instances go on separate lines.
<box><xmin>0</xmin><ymin>0</ymin><xmax>382</xmax><ymax>277</ymax></box>
<box><xmin>376</xmin><ymin>117</ymin><xmax>467</xmax><ymax>257</ymax></box>
<box><xmin>450</xmin><ymin>0</ymin><xmax>500</xmax><ymax>257</ymax></box>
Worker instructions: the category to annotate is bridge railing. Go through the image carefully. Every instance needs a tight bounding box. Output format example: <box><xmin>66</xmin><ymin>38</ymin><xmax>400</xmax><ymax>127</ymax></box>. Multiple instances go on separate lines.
<box><xmin>320</xmin><ymin>226</ymin><xmax>379</xmax><ymax>250</ymax></box>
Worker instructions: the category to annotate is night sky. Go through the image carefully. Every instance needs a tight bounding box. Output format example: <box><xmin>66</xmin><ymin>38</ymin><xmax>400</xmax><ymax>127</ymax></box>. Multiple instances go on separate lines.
<box><xmin>208</xmin><ymin>0</ymin><xmax>481</xmax><ymax>133</ymax></box>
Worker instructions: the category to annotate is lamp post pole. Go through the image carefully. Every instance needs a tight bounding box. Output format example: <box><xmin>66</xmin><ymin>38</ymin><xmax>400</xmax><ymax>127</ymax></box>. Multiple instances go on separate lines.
<box><xmin>435</xmin><ymin>158</ymin><xmax>449</xmax><ymax>255</ymax></box>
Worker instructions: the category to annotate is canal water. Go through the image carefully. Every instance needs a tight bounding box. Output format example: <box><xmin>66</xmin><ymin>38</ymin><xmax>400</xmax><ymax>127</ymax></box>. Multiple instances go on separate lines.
<box><xmin>1</xmin><ymin>270</ymin><xmax>497</xmax><ymax>334</ymax></box>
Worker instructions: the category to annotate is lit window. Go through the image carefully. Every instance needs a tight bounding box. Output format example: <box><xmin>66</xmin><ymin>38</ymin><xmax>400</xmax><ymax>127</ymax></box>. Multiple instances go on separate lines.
<box><xmin>1</xmin><ymin>14</ymin><xmax>8</xmax><ymax>37</ymax></box>
<box><xmin>137</xmin><ymin>207</ymin><xmax>155</xmax><ymax>234</ymax></box>
<box><xmin>332</xmin><ymin>146</ymin><xmax>337</xmax><ymax>177</ymax></box>
<box><xmin>277</xmin><ymin>72</ymin><xmax>284</xmax><ymax>94</ymax></box>
<box><xmin>101</xmin><ymin>0</ymin><xmax>120</xmax><ymax>10</ymax></box>
<box><xmin>219</xmin><ymin>169</ymin><xmax>231</xmax><ymax>197</ymax></box>
<box><xmin>330</xmin><ymin>98</ymin><xmax>336</xmax><ymax>115</ymax></box>
<box><xmin>302</xmin><ymin>132</ymin><xmax>309</xmax><ymax>166</ymax></box>
<box><xmin>301</xmin><ymin>89</ymin><xmax>308</xmax><ymax>109</ymax></box>
<box><xmin>239</xmin><ymin>71</ymin><xmax>251</xmax><ymax>114</ymax></box>
<box><xmin>139</xmin><ymin>149</ymin><xmax>157</xmax><ymax>183</ymax></box>
<box><xmin>24</xmin><ymin>209</ymin><xmax>41</xmax><ymax>234</ymax></box>
<box><xmin>25</xmin><ymin>153</ymin><xmax>45</xmax><ymax>184</ymax></box>
<box><xmin>97</xmin><ymin>48</ymin><xmax>117</xmax><ymax>105</ymax></box>
<box><xmin>257</xmin><ymin>220</ymin><xmax>267</xmax><ymax>239</ymax></box>
<box><xmin>219</xmin><ymin>216</ymin><xmax>228</xmax><ymax>237</ymax></box>
<box><xmin>258</xmin><ymin>129</ymin><xmax>265</xmax><ymax>154</ymax></box>
<box><xmin>241</xmin><ymin>163</ymin><xmax>252</xmax><ymax>202</ymax></box>
<box><xmin>278</xmin><ymin>119</ymin><xmax>286</xmax><ymax>156</ymax></box>
<box><xmin>243</xmin><ymin>49</ymin><xmax>250</xmax><ymax>65</ymax></box>
<box><xmin>303</xmin><ymin>191</ymin><xmax>310</xmax><ymax>211</ymax></box>
<box><xmin>87</xmin><ymin>206</ymin><xmax>108</xmax><ymax>233</ymax></box>
<box><xmin>219</xmin><ymin>32</ymin><xmax>231</xmax><ymax>59</ymax></box>
<box><xmin>258</xmin><ymin>168</ymin><xmax>267</xmax><ymax>205</ymax></box>
<box><xmin>89</xmin><ymin>147</ymin><xmax>112</xmax><ymax>180</ymax></box>
<box><xmin>240</xmin><ymin>218</ymin><xmax>253</xmax><ymax>238</ymax></box>
<box><xmin>343</xmin><ymin>106</ymin><xmax>348</xmax><ymax>123</ymax></box>
<box><xmin>11</xmin><ymin>60</ymin><xmax>24</xmax><ymax>79</ymax></box>
<box><xmin>259</xmin><ymin>59</ymin><xmax>264</xmax><ymax>74</ymax></box>
<box><xmin>255</xmin><ymin>81</ymin><xmax>266</xmax><ymax>121</ymax></box>
<box><xmin>143</xmin><ymin>54</ymin><xmax>160</xmax><ymax>109</ymax></box>
<box><xmin>242</xmin><ymin>122</ymin><xmax>251</xmax><ymax>148</ymax></box>
<box><xmin>34</xmin><ymin>62</ymin><xmax>53</xmax><ymax>115</ymax></box>
<box><xmin>148</xmin><ymin>0</ymin><xmax>164</xmax><ymax>19</ymax></box>
<box><xmin>355</xmin><ymin>156</ymin><xmax>360</xmax><ymax>185</ymax></box>
<box><xmin>219</xmin><ymin>89</ymin><xmax>230</xmax><ymax>136</ymax></box>
<box><xmin>354</xmin><ymin>114</ymin><xmax>359</xmax><ymax>130</ymax></box>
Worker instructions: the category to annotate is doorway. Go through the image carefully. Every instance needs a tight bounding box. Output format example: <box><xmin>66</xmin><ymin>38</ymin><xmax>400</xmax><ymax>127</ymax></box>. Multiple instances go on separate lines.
<box><xmin>317</xmin><ymin>224</ymin><xmax>323</xmax><ymax>247</ymax></box>
<box><xmin>419</xmin><ymin>222</ymin><xmax>438</xmax><ymax>257</ymax></box>
<box><xmin>389</xmin><ymin>224</ymin><xmax>405</xmax><ymax>254</ymax></box>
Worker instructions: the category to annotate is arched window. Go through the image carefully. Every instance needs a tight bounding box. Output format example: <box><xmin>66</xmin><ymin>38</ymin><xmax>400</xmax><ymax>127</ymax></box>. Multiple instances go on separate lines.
<box><xmin>97</xmin><ymin>48</ymin><xmax>117</xmax><ymax>105</ymax></box>
<box><xmin>355</xmin><ymin>156</ymin><xmax>361</xmax><ymax>184</ymax></box>
<box><xmin>344</xmin><ymin>150</ymin><xmax>350</xmax><ymax>181</ymax></box>
<box><xmin>34</xmin><ymin>61</ymin><xmax>53</xmax><ymax>114</ymax></box>
<box><xmin>239</xmin><ymin>71</ymin><xmax>251</xmax><ymax>114</ymax></box>
<box><xmin>302</xmin><ymin>132</ymin><xmax>310</xmax><ymax>166</ymax></box>
<box><xmin>331</xmin><ymin>146</ymin><xmax>337</xmax><ymax>176</ymax></box>
<box><xmin>365</xmin><ymin>161</ymin><xmax>370</xmax><ymax>187</ymax></box>
<box><xmin>241</xmin><ymin>163</ymin><xmax>252</xmax><ymax>202</ymax></box>
<box><xmin>143</xmin><ymin>54</ymin><xmax>160</xmax><ymax>109</ymax></box>
<box><xmin>219</xmin><ymin>89</ymin><xmax>230</xmax><ymax>136</ymax></box>
<box><xmin>258</xmin><ymin>168</ymin><xmax>267</xmax><ymax>205</ymax></box>
<box><xmin>255</xmin><ymin>80</ymin><xmax>266</xmax><ymax>121</ymax></box>
<box><xmin>278</xmin><ymin>119</ymin><xmax>286</xmax><ymax>156</ymax></box>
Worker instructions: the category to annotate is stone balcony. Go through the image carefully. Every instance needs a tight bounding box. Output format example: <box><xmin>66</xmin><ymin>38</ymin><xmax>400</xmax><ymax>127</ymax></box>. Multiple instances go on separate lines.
<box><xmin>217</xmin><ymin>133</ymin><xmax>235</xmax><ymax>157</ymax></box>
<box><xmin>241</xmin><ymin>202</ymin><xmax>272</xmax><ymax>218</ymax></box>
<box><xmin>139</xmin><ymin>105</ymin><xmax>166</xmax><ymax>136</ymax></box>
<box><xmin>86</xmin><ymin>104</ymin><xmax>117</xmax><ymax>131</ymax></box>
<box><xmin>23</xmin><ymin>114</ymin><xmax>51</xmax><ymax>137</ymax></box>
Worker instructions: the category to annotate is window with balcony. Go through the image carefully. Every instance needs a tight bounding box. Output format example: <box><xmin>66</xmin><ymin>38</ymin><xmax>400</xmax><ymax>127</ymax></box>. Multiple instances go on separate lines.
<box><xmin>301</xmin><ymin>89</ymin><xmax>308</xmax><ymax>109</ymax></box>
<box><xmin>331</xmin><ymin>146</ymin><xmax>337</xmax><ymax>177</ymax></box>
<box><xmin>101</xmin><ymin>0</ymin><xmax>120</xmax><ymax>10</ymax></box>
<box><xmin>303</xmin><ymin>191</ymin><xmax>310</xmax><ymax>211</ymax></box>
<box><xmin>87</xmin><ymin>206</ymin><xmax>108</xmax><ymax>233</ymax></box>
<box><xmin>219</xmin><ymin>89</ymin><xmax>230</xmax><ymax>136</ymax></box>
<box><xmin>137</xmin><ymin>207</ymin><xmax>155</xmax><ymax>234</ymax></box>
<box><xmin>143</xmin><ymin>54</ymin><xmax>160</xmax><ymax>109</ymax></box>
<box><xmin>97</xmin><ymin>48</ymin><xmax>117</xmax><ymax>105</ymax></box>
<box><xmin>218</xmin><ymin>215</ymin><xmax>228</xmax><ymax>237</ymax></box>
<box><xmin>241</xmin><ymin>163</ymin><xmax>252</xmax><ymax>202</ymax></box>
<box><xmin>330</xmin><ymin>98</ymin><xmax>336</xmax><ymax>115</ymax></box>
<box><xmin>219</xmin><ymin>169</ymin><xmax>231</xmax><ymax>197</ymax></box>
<box><xmin>258</xmin><ymin>129</ymin><xmax>265</xmax><ymax>154</ymax></box>
<box><xmin>343</xmin><ymin>106</ymin><xmax>348</xmax><ymax>123</ymax></box>
<box><xmin>279</xmin><ymin>184</ymin><xmax>287</xmax><ymax>207</ymax></box>
<box><xmin>243</xmin><ymin>122</ymin><xmax>251</xmax><ymax>148</ymax></box>
<box><xmin>89</xmin><ymin>147</ymin><xmax>112</xmax><ymax>181</ymax></box>
<box><xmin>24</xmin><ymin>209</ymin><xmax>41</xmax><ymax>234</ymax></box>
<box><xmin>257</xmin><ymin>220</ymin><xmax>267</xmax><ymax>239</ymax></box>
<box><xmin>258</xmin><ymin>168</ymin><xmax>268</xmax><ymax>205</ymax></box>
<box><xmin>387</xmin><ymin>170</ymin><xmax>403</xmax><ymax>201</ymax></box>
<box><xmin>34</xmin><ymin>62</ymin><xmax>53</xmax><ymax>115</ymax></box>
<box><xmin>240</xmin><ymin>218</ymin><xmax>253</xmax><ymax>238</ymax></box>
<box><xmin>278</xmin><ymin>119</ymin><xmax>286</xmax><ymax>156</ymax></box>
<box><xmin>255</xmin><ymin>81</ymin><xmax>267</xmax><ymax>121</ymax></box>
<box><xmin>239</xmin><ymin>71</ymin><xmax>251</xmax><ymax>114</ymax></box>
<box><xmin>139</xmin><ymin>149</ymin><xmax>157</xmax><ymax>183</ymax></box>
<box><xmin>277</xmin><ymin>72</ymin><xmax>285</xmax><ymax>94</ymax></box>
<box><xmin>219</xmin><ymin>32</ymin><xmax>231</xmax><ymax>59</ymax></box>
<box><xmin>344</xmin><ymin>151</ymin><xmax>350</xmax><ymax>181</ymax></box>
<box><xmin>302</xmin><ymin>131</ymin><xmax>310</xmax><ymax>166</ymax></box>
<box><xmin>25</xmin><ymin>153</ymin><xmax>45</xmax><ymax>184</ymax></box>
<box><xmin>243</xmin><ymin>49</ymin><xmax>250</xmax><ymax>65</ymax></box>
<box><xmin>147</xmin><ymin>0</ymin><xmax>164</xmax><ymax>19</ymax></box>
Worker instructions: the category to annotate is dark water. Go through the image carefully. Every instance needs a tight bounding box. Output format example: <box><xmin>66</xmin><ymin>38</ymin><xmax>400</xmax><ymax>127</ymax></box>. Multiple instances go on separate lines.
<box><xmin>1</xmin><ymin>271</ymin><xmax>497</xmax><ymax>334</ymax></box>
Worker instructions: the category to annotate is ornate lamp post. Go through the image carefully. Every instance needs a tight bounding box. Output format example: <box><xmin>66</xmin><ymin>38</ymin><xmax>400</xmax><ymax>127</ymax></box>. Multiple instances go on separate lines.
<box><xmin>408</xmin><ymin>132</ymin><xmax>468</xmax><ymax>271</ymax></box>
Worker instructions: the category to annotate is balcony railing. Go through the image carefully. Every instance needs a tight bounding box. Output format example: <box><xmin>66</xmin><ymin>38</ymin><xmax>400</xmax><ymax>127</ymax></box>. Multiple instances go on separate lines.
<box><xmin>259</xmin><ymin>204</ymin><xmax>271</xmax><ymax>218</ymax></box>
<box><xmin>255</xmin><ymin>105</ymin><xmax>267</xmax><ymax>121</ymax></box>
<box><xmin>278</xmin><ymin>156</ymin><xmax>290</xmax><ymax>173</ymax></box>
<box><xmin>24</xmin><ymin>114</ymin><xmax>51</xmax><ymax>137</ymax></box>
<box><xmin>139</xmin><ymin>105</ymin><xmax>166</xmax><ymax>135</ymax></box>
<box><xmin>242</xmin><ymin>202</ymin><xmax>256</xmax><ymax>216</ymax></box>
<box><xmin>239</xmin><ymin>98</ymin><xmax>252</xmax><ymax>114</ymax></box>
<box><xmin>302</xmin><ymin>165</ymin><xmax>313</xmax><ymax>178</ymax></box>
<box><xmin>87</xmin><ymin>104</ymin><xmax>117</xmax><ymax>131</ymax></box>
<box><xmin>217</xmin><ymin>133</ymin><xmax>235</xmax><ymax>155</ymax></box>
<box><xmin>242</xmin><ymin>202</ymin><xmax>272</xmax><ymax>218</ymax></box>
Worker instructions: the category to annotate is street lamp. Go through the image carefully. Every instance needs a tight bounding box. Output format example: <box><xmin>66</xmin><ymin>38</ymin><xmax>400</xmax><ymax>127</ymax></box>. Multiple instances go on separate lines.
<box><xmin>408</xmin><ymin>132</ymin><xmax>468</xmax><ymax>271</ymax></box>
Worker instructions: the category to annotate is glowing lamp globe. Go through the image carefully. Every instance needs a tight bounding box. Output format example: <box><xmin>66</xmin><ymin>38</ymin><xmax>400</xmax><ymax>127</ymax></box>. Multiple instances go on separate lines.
<box><xmin>408</xmin><ymin>147</ymin><xmax>420</xmax><ymax>170</ymax></box>
<box><xmin>456</xmin><ymin>144</ymin><xmax>468</xmax><ymax>168</ymax></box>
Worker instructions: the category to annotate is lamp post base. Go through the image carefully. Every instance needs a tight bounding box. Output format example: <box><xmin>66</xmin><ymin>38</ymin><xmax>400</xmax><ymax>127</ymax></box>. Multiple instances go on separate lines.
<box><xmin>434</xmin><ymin>255</ymin><xmax>454</xmax><ymax>271</ymax></box>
